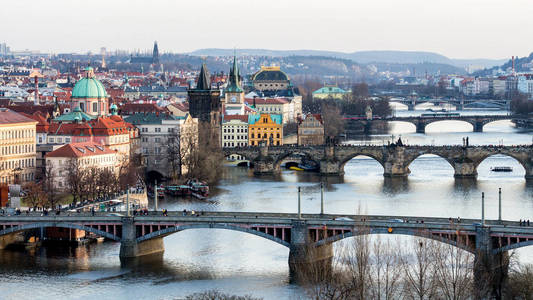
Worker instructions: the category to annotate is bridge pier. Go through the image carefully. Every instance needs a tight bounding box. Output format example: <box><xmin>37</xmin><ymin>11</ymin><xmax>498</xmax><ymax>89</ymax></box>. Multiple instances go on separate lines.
<box><xmin>288</xmin><ymin>220</ymin><xmax>333</xmax><ymax>281</ymax></box>
<box><xmin>253</xmin><ymin>145</ymin><xmax>276</xmax><ymax>174</ymax></box>
<box><xmin>320</xmin><ymin>145</ymin><xmax>343</xmax><ymax>175</ymax></box>
<box><xmin>383</xmin><ymin>147</ymin><xmax>410</xmax><ymax>177</ymax></box>
<box><xmin>473</xmin><ymin>121</ymin><xmax>484</xmax><ymax>132</ymax></box>
<box><xmin>473</xmin><ymin>226</ymin><xmax>509</xmax><ymax>300</ymax></box>
<box><xmin>119</xmin><ymin>217</ymin><xmax>164</xmax><ymax>259</ymax></box>
<box><xmin>415</xmin><ymin>120</ymin><xmax>426</xmax><ymax>134</ymax></box>
<box><xmin>452</xmin><ymin>160</ymin><xmax>478</xmax><ymax>178</ymax></box>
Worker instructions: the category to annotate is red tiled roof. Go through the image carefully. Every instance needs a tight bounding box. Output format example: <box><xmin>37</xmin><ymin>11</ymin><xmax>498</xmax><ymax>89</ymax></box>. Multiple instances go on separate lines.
<box><xmin>223</xmin><ymin>114</ymin><xmax>248</xmax><ymax>122</ymax></box>
<box><xmin>245</xmin><ymin>98</ymin><xmax>288</xmax><ymax>105</ymax></box>
<box><xmin>0</xmin><ymin>109</ymin><xmax>39</xmax><ymax>124</ymax></box>
<box><xmin>45</xmin><ymin>142</ymin><xmax>116</xmax><ymax>158</ymax></box>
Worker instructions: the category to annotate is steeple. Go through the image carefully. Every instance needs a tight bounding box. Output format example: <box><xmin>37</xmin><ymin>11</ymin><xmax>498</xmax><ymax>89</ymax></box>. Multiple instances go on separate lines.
<box><xmin>196</xmin><ymin>63</ymin><xmax>211</xmax><ymax>90</ymax></box>
<box><xmin>226</xmin><ymin>53</ymin><xmax>243</xmax><ymax>93</ymax></box>
<box><xmin>152</xmin><ymin>41</ymin><xmax>160</xmax><ymax>65</ymax></box>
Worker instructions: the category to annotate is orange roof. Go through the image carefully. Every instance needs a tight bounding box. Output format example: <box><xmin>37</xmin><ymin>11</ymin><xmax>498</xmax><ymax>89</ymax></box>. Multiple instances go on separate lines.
<box><xmin>0</xmin><ymin>109</ymin><xmax>39</xmax><ymax>124</ymax></box>
<box><xmin>46</xmin><ymin>142</ymin><xmax>116</xmax><ymax>158</ymax></box>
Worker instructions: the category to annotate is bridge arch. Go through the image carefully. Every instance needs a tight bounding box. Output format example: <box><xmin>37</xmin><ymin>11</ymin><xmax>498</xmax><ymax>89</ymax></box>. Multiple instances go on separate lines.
<box><xmin>475</xmin><ymin>152</ymin><xmax>529</xmax><ymax>176</ymax></box>
<box><xmin>313</xmin><ymin>228</ymin><xmax>475</xmax><ymax>253</ymax></box>
<box><xmin>423</xmin><ymin>119</ymin><xmax>475</xmax><ymax>133</ymax></box>
<box><xmin>136</xmin><ymin>223</ymin><xmax>291</xmax><ymax>248</ymax></box>
<box><xmin>272</xmin><ymin>150</ymin><xmax>319</xmax><ymax>171</ymax></box>
<box><xmin>339</xmin><ymin>153</ymin><xmax>385</xmax><ymax>174</ymax></box>
<box><xmin>494</xmin><ymin>240</ymin><xmax>533</xmax><ymax>253</ymax></box>
<box><xmin>481</xmin><ymin>118</ymin><xmax>514</xmax><ymax>129</ymax></box>
<box><xmin>404</xmin><ymin>153</ymin><xmax>456</xmax><ymax>175</ymax></box>
<box><xmin>0</xmin><ymin>222</ymin><xmax>121</xmax><ymax>241</ymax></box>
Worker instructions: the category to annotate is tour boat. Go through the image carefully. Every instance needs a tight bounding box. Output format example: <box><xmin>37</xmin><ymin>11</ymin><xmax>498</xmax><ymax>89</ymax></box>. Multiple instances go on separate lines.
<box><xmin>490</xmin><ymin>166</ymin><xmax>513</xmax><ymax>172</ymax></box>
<box><xmin>164</xmin><ymin>185</ymin><xmax>191</xmax><ymax>196</ymax></box>
<box><xmin>186</xmin><ymin>179</ymin><xmax>209</xmax><ymax>199</ymax></box>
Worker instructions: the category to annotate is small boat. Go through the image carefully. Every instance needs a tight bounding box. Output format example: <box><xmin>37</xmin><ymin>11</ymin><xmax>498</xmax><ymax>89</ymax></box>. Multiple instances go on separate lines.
<box><xmin>491</xmin><ymin>166</ymin><xmax>513</xmax><ymax>172</ymax></box>
<box><xmin>165</xmin><ymin>185</ymin><xmax>191</xmax><ymax>196</ymax></box>
<box><xmin>186</xmin><ymin>179</ymin><xmax>209</xmax><ymax>199</ymax></box>
<box><xmin>289</xmin><ymin>166</ymin><xmax>304</xmax><ymax>171</ymax></box>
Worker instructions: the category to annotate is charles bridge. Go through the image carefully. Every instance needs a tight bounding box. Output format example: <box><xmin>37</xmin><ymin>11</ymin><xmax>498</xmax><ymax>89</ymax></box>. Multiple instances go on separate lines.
<box><xmin>223</xmin><ymin>144</ymin><xmax>533</xmax><ymax>179</ymax></box>
<box><xmin>345</xmin><ymin>114</ymin><xmax>515</xmax><ymax>134</ymax></box>
<box><xmin>0</xmin><ymin>211</ymin><xmax>532</xmax><ymax>294</ymax></box>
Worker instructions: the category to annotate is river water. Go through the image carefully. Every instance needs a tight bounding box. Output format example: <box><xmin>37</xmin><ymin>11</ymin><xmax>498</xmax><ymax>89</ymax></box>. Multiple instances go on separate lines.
<box><xmin>0</xmin><ymin>109</ymin><xmax>532</xmax><ymax>300</ymax></box>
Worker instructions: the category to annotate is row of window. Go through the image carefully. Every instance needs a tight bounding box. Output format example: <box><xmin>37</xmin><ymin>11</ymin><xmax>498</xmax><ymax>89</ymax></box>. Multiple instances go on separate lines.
<box><xmin>250</xmin><ymin>127</ymin><xmax>280</xmax><ymax>131</ymax></box>
<box><xmin>1</xmin><ymin>144</ymin><xmax>35</xmax><ymax>156</ymax></box>
<box><xmin>0</xmin><ymin>158</ymin><xmax>35</xmax><ymax>170</ymax></box>
<box><xmin>141</xmin><ymin>127</ymin><xmax>175</xmax><ymax>133</ymax></box>
<box><xmin>0</xmin><ymin>172</ymin><xmax>34</xmax><ymax>184</ymax></box>
<box><xmin>223</xmin><ymin>135</ymin><xmax>247</xmax><ymax>140</ymax></box>
<box><xmin>223</xmin><ymin>128</ymin><xmax>247</xmax><ymax>133</ymax></box>
<box><xmin>250</xmin><ymin>133</ymin><xmax>280</xmax><ymax>139</ymax></box>
<box><xmin>0</xmin><ymin>129</ymin><xmax>35</xmax><ymax>140</ymax></box>
<box><xmin>223</xmin><ymin>142</ymin><xmax>247</xmax><ymax>147</ymax></box>
<box><xmin>250</xmin><ymin>140</ymin><xmax>281</xmax><ymax>146</ymax></box>
<box><xmin>47</xmin><ymin>137</ymin><xmax>71</xmax><ymax>144</ymax></box>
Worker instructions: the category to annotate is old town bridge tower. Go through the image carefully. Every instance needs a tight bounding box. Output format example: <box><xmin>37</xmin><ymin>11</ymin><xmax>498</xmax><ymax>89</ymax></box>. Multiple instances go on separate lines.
<box><xmin>188</xmin><ymin>63</ymin><xmax>221</xmax><ymax>146</ymax></box>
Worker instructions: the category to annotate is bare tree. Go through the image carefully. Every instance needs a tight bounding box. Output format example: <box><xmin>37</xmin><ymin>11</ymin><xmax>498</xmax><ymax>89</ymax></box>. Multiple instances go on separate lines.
<box><xmin>64</xmin><ymin>158</ymin><xmax>85</xmax><ymax>204</ymax></box>
<box><xmin>432</xmin><ymin>241</ymin><xmax>473</xmax><ymax>300</ymax></box>
<box><xmin>321</xmin><ymin>103</ymin><xmax>344</xmax><ymax>140</ymax></box>
<box><xmin>42</xmin><ymin>163</ymin><xmax>58</xmax><ymax>209</ymax></box>
<box><xmin>23</xmin><ymin>181</ymin><xmax>45</xmax><ymax>209</ymax></box>
<box><xmin>369</xmin><ymin>237</ymin><xmax>402</xmax><ymax>300</ymax></box>
<box><xmin>401</xmin><ymin>238</ymin><xmax>438</xmax><ymax>300</ymax></box>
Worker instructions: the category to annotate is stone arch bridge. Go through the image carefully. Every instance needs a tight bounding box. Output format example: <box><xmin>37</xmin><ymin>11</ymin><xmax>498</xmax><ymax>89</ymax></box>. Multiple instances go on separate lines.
<box><xmin>1</xmin><ymin>212</ymin><xmax>532</xmax><ymax>295</ymax></box>
<box><xmin>345</xmin><ymin>114</ymin><xmax>515</xmax><ymax>134</ymax></box>
<box><xmin>223</xmin><ymin>144</ymin><xmax>533</xmax><ymax>179</ymax></box>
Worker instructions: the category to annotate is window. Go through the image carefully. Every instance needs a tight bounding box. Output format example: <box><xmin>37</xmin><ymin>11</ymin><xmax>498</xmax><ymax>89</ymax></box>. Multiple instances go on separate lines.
<box><xmin>49</xmin><ymin>138</ymin><xmax>54</xmax><ymax>143</ymax></box>
<box><xmin>155</xmin><ymin>138</ymin><xmax>161</xmax><ymax>143</ymax></box>
<box><xmin>65</xmin><ymin>138</ymin><xmax>71</xmax><ymax>143</ymax></box>
<box><xmin>155</xmin><ymin>128</ymin><xmax>161</xmax><ymax>132</ymax></box>
<box><xmin>168</xmin><ymin>128</ymin><xmax>173</xmax><ymax>132</ymax></box>
<box><xmin>141</xmin><ymin>128</ymin><xmax>148</xmax><ymax>132</ymax></box>
<box><xmin>92</xmin><ymin>102</ymin><xmax>98</xmax><ymax>113</ymax></box>
<box><xmin>142</xmin><ymin>137</ymin><xmax>148</xmax><ymax>142</ymax></box>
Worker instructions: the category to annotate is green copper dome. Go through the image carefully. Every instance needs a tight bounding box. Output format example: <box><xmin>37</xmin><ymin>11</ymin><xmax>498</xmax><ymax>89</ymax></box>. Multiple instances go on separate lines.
<box><xmin>72</xmin><ymin>67</ymin><xmax>108</xmax><ymax>99</ymax></box>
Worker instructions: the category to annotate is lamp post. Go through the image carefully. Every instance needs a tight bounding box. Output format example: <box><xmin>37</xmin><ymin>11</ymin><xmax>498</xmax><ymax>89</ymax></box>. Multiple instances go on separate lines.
<box><xmin>320</xmin><ymin>182</ymin><xmax>324</xmax><ymax>215</ymax></box>
<box><xmin>126</xmin><ymin>187</ymin><xmax>130</xmax><ymax>217</ymax></box>
<box><xmin>154</xmin><ymin>180</ymin><xmax>158</xmax><ymax>212</ymax></box>
<box><xmin>481</xmin><ymin>192</ymin><xmax>485</xmax><ymax>226</ymax></box>
<box><xmin>498</xmin><ymin>188</ymin><xmax>502</xmax><ymax>222</ymax></box>
<box><xmin>298</xmin><ymin>186</ymin><xmax>301</xmax><ymax>219</ymax></box>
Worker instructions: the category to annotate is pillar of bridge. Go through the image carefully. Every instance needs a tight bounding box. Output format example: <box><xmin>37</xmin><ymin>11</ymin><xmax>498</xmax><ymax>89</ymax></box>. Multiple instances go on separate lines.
<box><xmin>253</xmin><ymin>145</ymin><xmax>275</xmax><ymax>174</ymax></box>
<box><xmin>473</xmin><ymin>121</ymin><xmax>484</xmax><ymax>132</ymax></box>
<box><xmin>288</xmin><ymin>220</ymin><xmax>333</xmax><ymax>281</ymax></box>
<box><xmin>415</xmin><ymin>119</ymin><xmax>426</xmax><ymax>134</ymax></box>
<box><xmin>473</xmin><ymin>225</ymin><xmax>509</xmax><ymax>300</ymax></box>
<box><xmin>320</xmin><ymin>145</ymin><xmax>342</xmax><ymax>175</ymax></box>
<box><xmin>383</xmin><ymin>147</ymin><xmax>410</xmax><ymax>177</ymax></box>
<box><xmin>119</xmin><ymin>217</ymin><xmax>164</xmax><ymax>259</ymax></box>
<box><xmin>452</xmin><ymin>160</ymin><xmax>478</xmax><ymax>178</ymax></box>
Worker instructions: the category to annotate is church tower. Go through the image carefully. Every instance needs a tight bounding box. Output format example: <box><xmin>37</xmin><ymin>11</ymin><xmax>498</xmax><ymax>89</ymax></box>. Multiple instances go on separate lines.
<box><xmin>152</xmin><ymin>41</ymin><xmax>160</xmax><ymax>65</ymax></box>
<box><xmin>188</xmin><ymin>63</ymin><xmax>221</xmax><ymax>145</ymax></box>
<box><xmin>224</xmin><ymin>54</ymin><xmax>244</xmax><ymax>115</ymax></box>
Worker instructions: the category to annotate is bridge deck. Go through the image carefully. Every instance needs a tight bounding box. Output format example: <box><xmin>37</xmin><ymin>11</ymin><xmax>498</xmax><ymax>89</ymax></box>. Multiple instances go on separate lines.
<box><xmin>1</xmin><ymin>211</ymin><xmax>532</xmax><ymax>235</ymax></box>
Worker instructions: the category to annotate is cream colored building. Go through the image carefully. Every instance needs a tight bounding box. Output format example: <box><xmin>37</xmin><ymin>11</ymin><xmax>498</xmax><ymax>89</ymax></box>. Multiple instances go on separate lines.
<box><xmin>222</xmin><ymin>115</ymin><xmax>248</xmax><ymax>148</ymax></box>
<box><xmin>45</xmin><ymin>142</ymin><xmax>119</xmax><ymax>190</ymax></box>
<box><xmin>0</xmin><ymin>109</ymin><xmax>37</xmax><ymax>184</ymax></box>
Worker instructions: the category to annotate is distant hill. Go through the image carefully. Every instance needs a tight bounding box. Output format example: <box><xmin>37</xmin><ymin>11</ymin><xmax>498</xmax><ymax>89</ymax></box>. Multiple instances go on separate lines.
<box><xmin>189</xmin><ymin>49</ymin><xmax>505</xmax><ymax>69</ymax></box>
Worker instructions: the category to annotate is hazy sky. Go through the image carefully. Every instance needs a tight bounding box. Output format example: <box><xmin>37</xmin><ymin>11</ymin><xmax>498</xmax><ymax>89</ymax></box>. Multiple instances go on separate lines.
<box><xmin>2</xmin><ymin>0</ymin><xmax>532</xmax><ymax>59</ymax></box>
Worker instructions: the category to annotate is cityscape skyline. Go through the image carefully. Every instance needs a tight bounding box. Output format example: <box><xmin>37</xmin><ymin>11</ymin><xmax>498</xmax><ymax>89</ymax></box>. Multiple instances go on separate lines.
<box><xmin>1</xmin><ymin>0</ymin><xmax>532</xmax><ymax>59</ymax></box>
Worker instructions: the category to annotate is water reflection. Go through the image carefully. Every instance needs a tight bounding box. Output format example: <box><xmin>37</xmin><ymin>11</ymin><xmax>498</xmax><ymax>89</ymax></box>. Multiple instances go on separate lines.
<box><xmin>382</xmin><ymin>177</ymin><xmax>410</xmax><ymax>195</ymax></box>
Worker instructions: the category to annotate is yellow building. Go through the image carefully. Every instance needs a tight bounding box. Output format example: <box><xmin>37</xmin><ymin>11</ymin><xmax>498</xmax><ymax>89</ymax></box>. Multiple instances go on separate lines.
<box><xmin>0</xmin><ymin>108</ymin><xmax>38</xmax><ymax>184</ymax></box>
<box><xmin>248</xmin><ymin>114</ymin><xmax>283</xmax><ymax>146</ymax></box>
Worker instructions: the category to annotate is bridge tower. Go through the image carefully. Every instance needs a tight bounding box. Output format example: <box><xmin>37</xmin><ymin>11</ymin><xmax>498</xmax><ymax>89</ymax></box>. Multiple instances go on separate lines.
<box><xmin>473</xmin><ymin>225</ymin><xmax>509</xmax><ymax>299</ymax></box>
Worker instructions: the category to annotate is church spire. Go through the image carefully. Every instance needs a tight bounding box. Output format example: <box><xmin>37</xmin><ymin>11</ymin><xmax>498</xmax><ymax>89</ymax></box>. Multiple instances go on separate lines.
<box><xmin>226</xmin><ymin>53</ymin><xmax>243</xmax><ymax>92</ymax></box>
<box><xmin>196</xmin><ymin>63</ymin><xmax>211</xmax><ymax>90</ymax></box>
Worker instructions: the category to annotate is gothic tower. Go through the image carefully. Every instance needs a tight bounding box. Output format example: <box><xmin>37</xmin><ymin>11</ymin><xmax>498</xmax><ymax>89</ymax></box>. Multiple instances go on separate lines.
<box><xmin>188</xmin><ymin>63</ymin><xmax>221</xmax><ymax>145</ymax></box>
<box><xmin>224</xmin><ymin>54</ymin><xmax>244</xmax><ymax>115</ymax></box>
<box><xmin>152</xmin><ymin>41</ymin><xmax>160</xmax><ymax>65</ymax></box>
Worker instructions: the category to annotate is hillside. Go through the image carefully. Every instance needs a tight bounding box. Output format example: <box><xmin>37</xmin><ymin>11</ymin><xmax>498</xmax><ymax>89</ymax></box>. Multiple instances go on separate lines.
<box><xmin>189</xmin><ymin>48</ymin><xmax>504</xmax><ymax>69</ymax></box>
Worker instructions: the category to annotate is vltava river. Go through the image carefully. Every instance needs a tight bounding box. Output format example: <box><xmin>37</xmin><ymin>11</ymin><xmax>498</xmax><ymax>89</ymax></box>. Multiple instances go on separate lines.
<box><xmin>0</xmin><ymin>111</ymin><xmax>531</xmax><ymax>300</ymax></box>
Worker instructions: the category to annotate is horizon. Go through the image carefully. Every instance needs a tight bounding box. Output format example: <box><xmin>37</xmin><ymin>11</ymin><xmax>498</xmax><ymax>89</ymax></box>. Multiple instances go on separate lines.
<box><xmin>1</xmin><ymin>0</ymin><xmax>532</xmax><ymax>60</ymax></box>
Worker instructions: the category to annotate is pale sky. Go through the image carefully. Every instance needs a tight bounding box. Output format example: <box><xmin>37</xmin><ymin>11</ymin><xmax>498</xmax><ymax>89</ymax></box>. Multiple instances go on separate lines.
<box><xmin>2</xmin><ymin>0</ymin><xmax>532</xmax><ymax>59</ymax></box>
